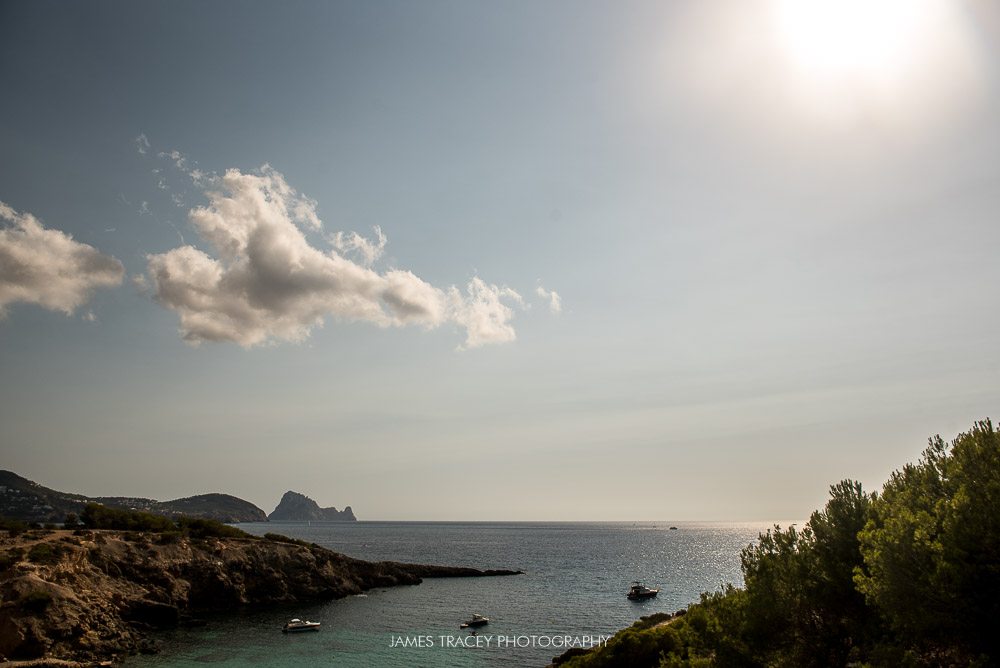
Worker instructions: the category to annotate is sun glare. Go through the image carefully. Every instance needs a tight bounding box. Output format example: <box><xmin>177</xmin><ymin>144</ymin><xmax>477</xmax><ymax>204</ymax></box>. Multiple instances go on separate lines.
<box><xmin>774</xmin><ymin>0</ymin><xmax>939</xmax><ymax>83</ymax></box>
<box><xmin>767</xmin><ymin>0</ymin><xmax>979</xmax><ymax>122</ymax></box>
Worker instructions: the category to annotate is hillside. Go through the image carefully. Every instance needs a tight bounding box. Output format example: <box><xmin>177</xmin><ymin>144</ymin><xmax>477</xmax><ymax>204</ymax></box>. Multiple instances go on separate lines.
<box><xmin>0</xmin><ymin>472</ymin><xmax>266</xmax><ymax>524</ymax></box>
<box><xmin>93</xmin><ymin>493</ymin><xmax>266</xmax><ymax>523</ymax></box>
<box><xmin>0</xmin><ymin>472</ymin><xmax>91</xmax><ymax>524</ymax></box>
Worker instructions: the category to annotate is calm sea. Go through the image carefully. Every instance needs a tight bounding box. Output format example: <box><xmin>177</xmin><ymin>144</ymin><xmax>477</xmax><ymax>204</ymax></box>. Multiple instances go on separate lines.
<box><xmin>128</xmin><ymin>521</ymin><xmax>779</xmax><ymax>667</ymax></box>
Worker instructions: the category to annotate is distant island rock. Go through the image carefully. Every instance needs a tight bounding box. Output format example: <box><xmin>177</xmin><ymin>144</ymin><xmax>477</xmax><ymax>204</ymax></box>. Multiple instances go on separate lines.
<box><xmin>268</xmin><ymin>490</ymin><xmax>357</xmax><ymax>522</ymax></box>
<box><xmin>0</xmin><ymin>471</ymin><xmax>266</xmax><ymax>524</ymax></box>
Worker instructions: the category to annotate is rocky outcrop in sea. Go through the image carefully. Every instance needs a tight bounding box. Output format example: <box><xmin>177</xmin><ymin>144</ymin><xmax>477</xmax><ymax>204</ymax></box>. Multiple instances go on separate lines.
<box><xmin>268</xmin><ymin>490</ymin><xmax>356</xmax><ymax>521</ymax></box>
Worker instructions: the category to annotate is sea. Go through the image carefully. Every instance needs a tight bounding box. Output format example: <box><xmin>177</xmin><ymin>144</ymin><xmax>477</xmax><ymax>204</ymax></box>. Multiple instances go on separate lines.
<box><xmin>127</xmin><ymin>521</ymin><xmax>781</xmax><ymax>668</ymax></box>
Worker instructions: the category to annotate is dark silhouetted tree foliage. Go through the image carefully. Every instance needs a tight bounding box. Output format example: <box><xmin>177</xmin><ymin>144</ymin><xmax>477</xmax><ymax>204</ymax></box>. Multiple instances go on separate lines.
<box><xmin>560</xmin><ymin>418</ymin><xmax>1000</xmax><ymax>668</ymax></box>
<box><xmin>176</xmin><ymin>516</ymin><xmax>247</xmax><ymax>539</ymax></box>
<box><xmin>81</xmin><ymin>503</ymin><xmax>176</xmax><ymax>532</ymax></box>
<box><xmin>79</xmin><ymin>503</ymin><xmax>253</xmax><ymax>539</ymax></box>
<box><xmin>856</xmin><ymin>419</ymin><xmax>1000</xmax><ymax>663</ymax></box>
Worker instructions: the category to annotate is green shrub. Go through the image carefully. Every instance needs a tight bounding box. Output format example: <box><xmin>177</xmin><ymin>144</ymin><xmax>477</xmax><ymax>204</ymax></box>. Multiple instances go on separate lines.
<box><xmin>156</xmin><ymin>531</ymin><xmax>182</xmax><ymax>545</ymax></box>
<box><xmin>0</xmin><ymin>548</ymin><xmax>24</xmax><ymax>571</ymax></box>
<box><xmin>81</xmin><ymin>503</ymin><xmax>175</xmax><ymax>532</ymax></box>
<box><xmin>176</xmin><ymin>517</ymin><xmax>249</xmax><ymax>539</ymax></box>
<box><xmin>77</xmin><ymin>503</ymin><xmax>251</xmax><ymax>540</ymax></box>
<box><xmin>631</xmin><ymin>613</ymin><xmax>673</xmax><ymax>632</ymax></box>
<box><xmin>26</xmin><ymin>543</ymin><xmax>63</xmax><ymax>564</ymax></box>
<box><xmin>0</xmin><ymin>517</ymin><xmax>29</xmax><ymax>536</ymax></box>
<box><xmin>263</xmin><ymin>532</ymin><xmax>308</xmax><ymax>546</ymax></box>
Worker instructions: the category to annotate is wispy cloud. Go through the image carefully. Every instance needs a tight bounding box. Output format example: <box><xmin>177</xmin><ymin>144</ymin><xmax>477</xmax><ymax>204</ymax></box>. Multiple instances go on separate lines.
<box><xmin>144</xmin><ymin>166</ymin><xmax>524</xmax><ymax>349</ymax></box>
<box><xmin>158</xmin><ymin>149</ymin><xmax>188</xmax><ymax>171</ymax></box>
<box><xmin>135</xmin><ymin>133</ymin><xmax>150</xmax><ymax>155</ymax></box>
<box><xmin>0</xmin><ymin>201</ymin><xmax>124</xmax><ymax>317</ymax></box>
<box><xmin>536</xmin><ymin>284</ymin><xmax>562</xmax><ymax>314</ymax></box>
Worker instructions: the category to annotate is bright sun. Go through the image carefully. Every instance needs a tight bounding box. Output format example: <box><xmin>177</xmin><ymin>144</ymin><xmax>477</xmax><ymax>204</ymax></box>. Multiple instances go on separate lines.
<box><xmin>773</xmin><ymin>0</ymin><xmax>942</xmax><ymax>84</ymax></box>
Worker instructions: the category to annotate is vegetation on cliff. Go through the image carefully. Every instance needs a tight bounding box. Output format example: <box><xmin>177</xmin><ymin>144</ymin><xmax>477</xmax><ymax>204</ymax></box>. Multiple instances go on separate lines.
<box><xmin>556</xmin><ymin>419</ymin><xmax>1000</xmax><ymax>668</ymax></box>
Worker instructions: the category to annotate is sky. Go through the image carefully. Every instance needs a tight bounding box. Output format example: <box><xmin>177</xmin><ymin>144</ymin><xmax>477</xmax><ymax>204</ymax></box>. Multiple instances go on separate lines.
<box><xmin>1</xmin><ymin>0</ymin><xmax>998</xmax><ymax>521</ymax></box>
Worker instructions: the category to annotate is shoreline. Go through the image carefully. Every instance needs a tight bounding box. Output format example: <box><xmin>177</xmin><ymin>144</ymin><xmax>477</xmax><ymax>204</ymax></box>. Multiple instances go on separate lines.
<box><xmin>0</xmin><ymin>528</ymin><xmax>522</xmax><ymax>665</ymax></box>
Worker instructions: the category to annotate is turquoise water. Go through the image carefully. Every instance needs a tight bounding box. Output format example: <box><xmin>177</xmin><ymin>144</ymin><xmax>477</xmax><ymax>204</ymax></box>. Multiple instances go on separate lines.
<box><xmin>128</xmin><ymin>521</ymin><xmax>775</xmax><ymax>667</ymax></box>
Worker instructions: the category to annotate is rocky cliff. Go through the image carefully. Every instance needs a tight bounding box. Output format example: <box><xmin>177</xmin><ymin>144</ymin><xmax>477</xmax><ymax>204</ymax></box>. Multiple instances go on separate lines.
<box><xmin>268</xmin><ymin>491</ymin><xmax>356</xmax><ymax>521</ymax></box>
<box><xmin>0</xmin><ymin>529</ymin><xmax>520</xmax><ymax>664</ymax></box>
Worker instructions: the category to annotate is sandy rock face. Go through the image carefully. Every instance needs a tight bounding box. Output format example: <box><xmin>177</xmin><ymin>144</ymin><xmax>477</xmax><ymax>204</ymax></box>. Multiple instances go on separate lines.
<box><xmin>0</xmin><ymin>530</ymin><xmax>521</xmax><ymax>664</ymax></box>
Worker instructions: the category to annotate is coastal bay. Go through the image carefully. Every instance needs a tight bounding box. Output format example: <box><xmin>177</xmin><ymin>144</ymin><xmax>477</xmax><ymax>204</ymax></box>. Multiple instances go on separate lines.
<box><xmin>129</xmin><ymin>521</ymin><xmax>765</xmax><ymax>667</ymax></box>
<box><xmin>0</xmin><ymin>527</ymin><xmax>520</xmax><ymax>664</ymax></box>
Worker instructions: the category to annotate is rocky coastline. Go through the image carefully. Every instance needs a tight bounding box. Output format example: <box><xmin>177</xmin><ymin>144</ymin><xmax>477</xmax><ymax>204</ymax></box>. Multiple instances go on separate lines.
<box><xmin>0</xmin><ymin>529</ymin><xmax>521</xmax><ymax>665</ymax></box>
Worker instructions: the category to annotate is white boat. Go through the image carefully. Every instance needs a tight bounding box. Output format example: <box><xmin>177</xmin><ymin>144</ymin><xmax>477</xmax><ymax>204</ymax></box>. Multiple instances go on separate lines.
<box><xmin>627</xmin><ymin>581</ymin><xmax>660</xmax><ymax>600</ymax></box>
<box><xmin>282</xmin><ymin>618</ymin><xmax>321</xmax><ymax>633</ymax></box>
<box><xmin>460</xmin><ymin>613</ymin><xmax>490</xmax><ymax>628</ymax></box>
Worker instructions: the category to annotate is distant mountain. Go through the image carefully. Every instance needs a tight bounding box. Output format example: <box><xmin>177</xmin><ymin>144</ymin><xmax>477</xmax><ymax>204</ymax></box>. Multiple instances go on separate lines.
<box><xmin>268</xmin><ymin>490</ymin><xmax>357</xmax><ymax>522</ymax></box>
<box><xmin>0</xmin><ymin>470</ymin><xmax>266</xmax><ymax>523</ymax></box>
<box><xmin>93</xmin><ymin>493</ymin><xmax>267</xmax><ymax>523</ymax></box>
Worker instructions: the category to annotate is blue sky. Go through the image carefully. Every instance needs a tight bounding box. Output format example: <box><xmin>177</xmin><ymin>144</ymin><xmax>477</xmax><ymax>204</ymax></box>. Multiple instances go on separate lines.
<box><xmin>1</xmin><ymin>0</ymin><xmax>998</xmax><ymax>520</ymax></box>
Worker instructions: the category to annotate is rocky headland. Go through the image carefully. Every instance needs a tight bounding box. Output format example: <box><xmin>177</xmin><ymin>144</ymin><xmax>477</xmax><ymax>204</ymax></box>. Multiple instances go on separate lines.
<box><xmin>267</xmin><ymin>490</ymin><xmax>356</xmax><ymax>522</ymax></box>
<box><xmin>0</xmin><ymin>528</ymin><xmax>521</xmax><ymax>665</ymax></box>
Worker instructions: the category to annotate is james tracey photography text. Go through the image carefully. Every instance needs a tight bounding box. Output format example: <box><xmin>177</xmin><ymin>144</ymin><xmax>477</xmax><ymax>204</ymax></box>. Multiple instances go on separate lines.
<box><xmin>389</xmin><ymin>634</ymin><xmax>611</xmax><ymax>649</ymax></box>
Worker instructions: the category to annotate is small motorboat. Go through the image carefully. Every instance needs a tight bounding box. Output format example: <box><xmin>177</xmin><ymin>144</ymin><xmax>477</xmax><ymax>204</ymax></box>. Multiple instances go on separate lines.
<box><xmin>627</xmin><ymin>581</ymin><xmax>660</xmax><ymax>600</ymax></box>
<box><xmin>460</xmin><ymin>613</ymin><xmax>490</xmax><ymax>628</ymax></box>
<box><xmin>282</xmin><ymin>618</ymin><xmax>321</xmax><ymax>633</ymax></box>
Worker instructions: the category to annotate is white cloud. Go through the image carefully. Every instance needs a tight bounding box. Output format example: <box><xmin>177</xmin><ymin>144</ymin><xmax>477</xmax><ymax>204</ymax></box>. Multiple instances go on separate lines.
<box><xmin>0</xmin><ymin>202</ymin><xmax>125</xmax><ymax>316</ymax></box>
<box><xmin>450</xmin><ymin>278</ymin><xmax>521</xmax><ymax>349</ymax></box>
<box><xmin>536</xmin><ymin>285</ymin><xmax>562</xmax><ymax>314</ymax></box>
<box><xmin>135</xmin><ymin>133</ymin><xmax>150</xmax><ymax>155</ymax></box>
<box><xmin>330</xmin><ymin>226</ymin><xmax>387</xmax><ymax>267</ymax></box>
<box><xmin>145</xmin><ymin>166</ymin><xmax>523</xmax><ymax>349</ymax></box>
